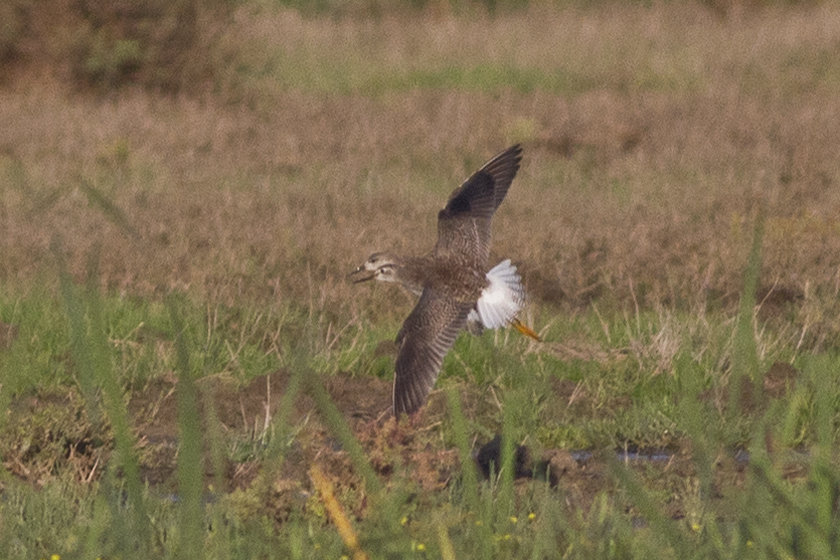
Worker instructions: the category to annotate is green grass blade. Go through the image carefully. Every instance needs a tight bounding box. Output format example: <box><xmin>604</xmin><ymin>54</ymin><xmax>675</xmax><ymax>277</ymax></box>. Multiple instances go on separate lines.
<box><xmin>498</xmin><ymin>398</ymin><xmax>516</xmax><ymax>519</ymax></box>
<box><xmin>55</xmin><ymin>241</ymin><xmax>150</xmax><ymax>555</ymax></box>
<box><xmin>167</xmin><ymin>295</ymin><xmax>205</xmax><ymax>559</ymax></box>
<box><xmin>306</xmin><ymin>370</ymin><xmax>382</xmax><ymax>495</ymax></box>
<box><xmin>261</xmin><ymin>365</ymin><xmax>304</xmax><ymax>480</ymax></box>
<box><xmin>728</xmin><ymin>212</ymin><xmax>764</xmax><ymax>420</ymax></box>
<box><xmin>608</xmin><ymin>456</ymin><xmax>689</xmax><ymax>559</ymax></box>
<box><xmin>446</xmin><ymin>387</ymin><xmax>479</xmax><ymax>513</ymax></box>
<box><xmin>78</xmin><ymin>178</ymin><xmax>141</xmax><ymax>241</ymax></box>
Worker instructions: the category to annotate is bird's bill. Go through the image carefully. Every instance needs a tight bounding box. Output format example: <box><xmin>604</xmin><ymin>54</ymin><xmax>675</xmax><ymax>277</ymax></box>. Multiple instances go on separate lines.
<box><xmin>349</xmin><ymin>265</ymin><xmax>375</xmax><ymax>283</ymax></box>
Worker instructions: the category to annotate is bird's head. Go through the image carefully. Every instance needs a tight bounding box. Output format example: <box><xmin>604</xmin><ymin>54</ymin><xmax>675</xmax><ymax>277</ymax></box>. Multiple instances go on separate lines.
<box><xmin>349</xmin><ymin>252</ymin><xmax>402</xmax><ymax>284</ymax></box>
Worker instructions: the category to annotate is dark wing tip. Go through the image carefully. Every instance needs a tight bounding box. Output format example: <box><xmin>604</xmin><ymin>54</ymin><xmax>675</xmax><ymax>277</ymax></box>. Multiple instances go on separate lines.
<box><xmin>440</xmin><ymin>144</ymin><xmax>524</xmax><ymax>220</ymax></box>
<box><xmin>486</xmin><ymin>144</ymin><xmax>523</xmax><ymax>171</ymax></box>
<box><xmin>393</xmin><ymin>383</ymin><xmax>423</xmax><ymax>416</ymax></box>
<box><xmin>392</xmin><ymin>344</ymin><xmax>439</xmax><ymax>416</ymax></box>
<box><xmin>478</xmin><ymin>144</ymin><xmax>523</xmax><ymax>181</ymax></box>
<box><xmin>481</xmin><ymin>144</ymin><xmax>523</xmax><ymax>209</ymax></box>
<box><xmin>501</xmin><ymin>143</ymin><xmax>524</xmax><ymax>162</ymax></box>
<box><xmin>440</xmin><ymin>173</ymin><xmax>494</xmax><ymax>218</ymax></box>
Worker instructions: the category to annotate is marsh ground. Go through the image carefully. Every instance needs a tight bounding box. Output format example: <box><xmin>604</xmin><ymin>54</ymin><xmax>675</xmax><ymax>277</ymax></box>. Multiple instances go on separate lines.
<box><xmin>1</xmin><ymin>2</ymin><xmax>840</xmax><ymax>558</ymax></box>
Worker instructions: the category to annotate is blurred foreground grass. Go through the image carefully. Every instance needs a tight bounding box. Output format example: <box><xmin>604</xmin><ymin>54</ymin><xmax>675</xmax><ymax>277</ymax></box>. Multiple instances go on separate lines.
<box><xmin>1</xmin><ymin>219</ymin><xmax>839</xmax><ymax>558</ymax></box>
<box><xmin>1</xmin><ymin>1</ymin><xmax>840</xmax><ymax>558</ymax></box>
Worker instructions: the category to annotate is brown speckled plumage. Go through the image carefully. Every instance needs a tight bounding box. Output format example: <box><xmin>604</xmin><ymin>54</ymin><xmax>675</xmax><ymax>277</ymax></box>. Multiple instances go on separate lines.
<box><xmin>352</xmin><ymin>145</ymin><xmax>523</xmax><ymax>416</ymax></box>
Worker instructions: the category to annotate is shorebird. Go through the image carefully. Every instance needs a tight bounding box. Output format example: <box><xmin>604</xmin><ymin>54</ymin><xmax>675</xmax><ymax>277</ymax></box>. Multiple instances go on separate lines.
<box><xmin>351</xmin><ymin>144</ymin><xmax>538</xmax><ymax>416</ymax></box>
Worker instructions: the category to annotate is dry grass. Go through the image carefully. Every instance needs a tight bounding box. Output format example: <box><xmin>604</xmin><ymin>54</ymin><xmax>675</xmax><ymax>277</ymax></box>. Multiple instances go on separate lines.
<box><xmin>1</xmin><ymin>1</ymin><xmax>839</xmax><ymax>343</ymax></box>
<box><xmin>3</xmin><ymin>7</ymin><xmax>840</xmax><ymax>556</ymax></box>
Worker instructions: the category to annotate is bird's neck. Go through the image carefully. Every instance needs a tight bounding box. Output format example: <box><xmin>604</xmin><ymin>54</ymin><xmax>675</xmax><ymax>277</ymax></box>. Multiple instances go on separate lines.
<box><xmin>394</xmin><ymin>257</ymin><xmax>427</xmax><ymax>293</ymax></box>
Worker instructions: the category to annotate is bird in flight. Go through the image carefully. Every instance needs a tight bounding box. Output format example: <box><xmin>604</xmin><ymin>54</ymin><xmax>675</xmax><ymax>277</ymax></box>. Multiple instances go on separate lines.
<box><xmin>351</xmin><ymin>145</ymin><xmax>538</xmax><ymax>416</ymax></box>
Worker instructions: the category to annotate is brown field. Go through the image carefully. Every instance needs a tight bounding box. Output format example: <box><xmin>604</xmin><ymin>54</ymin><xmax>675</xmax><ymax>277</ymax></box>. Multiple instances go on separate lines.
<box><xmin>3</xmin><ymin>3</ymin><xmax>839</xmax><ymax>324</ymax></box>
<box><xmin>1</xmin><ymin>3</ymin><xmax>840</xmax><ymax>552</ymax></box>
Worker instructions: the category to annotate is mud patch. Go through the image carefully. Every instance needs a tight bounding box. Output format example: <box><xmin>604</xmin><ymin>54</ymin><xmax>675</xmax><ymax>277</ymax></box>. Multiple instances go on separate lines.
<box><xmin>2</xmin><ymin>367</ymin><xmax>810</xmax><ymax>524</ymax></box>
<box><xmin>1</xmin><ymin>390</ymin><xmax>107</xmax><ymax>485</ymax></box>
<box><xmin>127</xmin><ymin>369</ymin><xmax>395</xmax><ymax>490</ymax></box>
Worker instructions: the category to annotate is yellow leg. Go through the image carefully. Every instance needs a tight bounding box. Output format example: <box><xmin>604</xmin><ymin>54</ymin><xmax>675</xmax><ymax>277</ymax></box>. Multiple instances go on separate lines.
<box><xmin>511</xmin><ymin>318</ymin><xmax>541</xmax><ymax>341</ymax></box>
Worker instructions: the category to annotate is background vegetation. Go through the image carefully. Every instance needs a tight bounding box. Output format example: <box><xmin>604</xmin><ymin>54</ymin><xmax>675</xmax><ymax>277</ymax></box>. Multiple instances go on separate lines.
<box><xmin>1</xmin><ymin>0</ymin><xmax>839</xmax><ymax>558</ymax></box>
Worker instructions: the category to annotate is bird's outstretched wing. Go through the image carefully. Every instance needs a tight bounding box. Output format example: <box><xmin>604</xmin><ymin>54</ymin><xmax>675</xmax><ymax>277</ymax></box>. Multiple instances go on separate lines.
<box><xmin>435</xmin><ymin>144</ymin><xmax>522</xmax><ymax>264</ymax></box>
<box><xmin>393</xmin><ymin>288</ymin><xmax>472</xmax><ymax>415</ymax></box>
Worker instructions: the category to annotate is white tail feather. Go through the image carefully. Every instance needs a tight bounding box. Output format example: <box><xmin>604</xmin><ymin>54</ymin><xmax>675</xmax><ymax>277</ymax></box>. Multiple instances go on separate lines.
<box><xmin>474</xmin><ymin>259</ymin><xmax>525</xmax><ymax>329</ymax></box>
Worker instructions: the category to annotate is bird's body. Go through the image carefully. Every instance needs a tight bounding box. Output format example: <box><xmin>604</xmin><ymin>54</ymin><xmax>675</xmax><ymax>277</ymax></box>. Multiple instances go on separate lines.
<box><xmin>397</xmin><ymin>256</ymin><xmax>485</xmax><ymax>300</ymax></box>
<box><xmin>351</xmin><ymin>145</ymin><xmax>537</xmax><ymax>416</ymax></box>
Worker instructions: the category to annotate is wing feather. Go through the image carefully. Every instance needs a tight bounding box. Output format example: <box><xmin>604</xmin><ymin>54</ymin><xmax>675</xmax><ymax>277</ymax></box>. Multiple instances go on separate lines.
<box><xmin>435</xmin><ymin>145</ymin><xmax>522</xmax><ymax>263</ymax></box>
<box><xmin>393</xmin><ymin>289</ymin><xmax>471</xmax><ymax>415</ymax></box>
